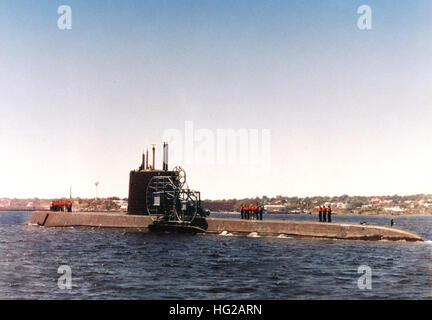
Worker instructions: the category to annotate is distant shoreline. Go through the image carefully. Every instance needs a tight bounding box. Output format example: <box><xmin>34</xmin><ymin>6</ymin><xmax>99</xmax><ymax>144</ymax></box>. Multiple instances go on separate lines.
<box><xmin>216</xmin><ymin>211</ymin><xmax>432</xmax><ymax>217</ymax></box>
<box><xmin>0</xmin><ymin>208</ymin><xmax>36</xmax><ymax>212</ymax></box>
<box><xmin>2</xmin><ymin>209</ymin><xmax>430</xmax><ymax>217</ymax></box>
<box><xmin>3</xmin><ymin>195</ymin><xmax>432</xmax><ymax>216</ymax></box>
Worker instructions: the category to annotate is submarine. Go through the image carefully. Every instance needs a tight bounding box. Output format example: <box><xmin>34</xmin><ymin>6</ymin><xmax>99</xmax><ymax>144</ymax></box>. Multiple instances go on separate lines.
<box><xmin>29</xmin><ymin>143</ymin><xmax>423</xmax><ymax>242</ymax></box>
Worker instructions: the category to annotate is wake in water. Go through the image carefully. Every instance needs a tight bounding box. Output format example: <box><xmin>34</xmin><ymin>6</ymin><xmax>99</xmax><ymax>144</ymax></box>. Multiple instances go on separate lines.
<box><xmin>219</xmin><ymin>230</ymin><xmax>233</xmax><ymax>236</ymax></box>
<box><xmin>217</xmin><ymin>230</ymin><xmax>296</xmax><ymax>239</ymax></box>
<box><xmin>247</xmin><ymin>232</ymin><xmax>260</xmax><ymax>238</ymax></box>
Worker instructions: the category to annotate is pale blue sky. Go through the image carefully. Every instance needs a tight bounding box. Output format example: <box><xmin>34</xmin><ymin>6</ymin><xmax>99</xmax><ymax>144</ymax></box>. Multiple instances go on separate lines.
<box><xmin>0</xmin><ymin>1</ymin><xmax>431</xmax><ymax>199</ymax></box>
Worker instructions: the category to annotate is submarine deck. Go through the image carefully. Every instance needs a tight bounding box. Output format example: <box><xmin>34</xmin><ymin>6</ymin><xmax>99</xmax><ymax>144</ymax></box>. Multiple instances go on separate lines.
<box><xmin>28</xmin><ymin>211</ymin><xmax>423</xmax><ymax>242</ymax></box>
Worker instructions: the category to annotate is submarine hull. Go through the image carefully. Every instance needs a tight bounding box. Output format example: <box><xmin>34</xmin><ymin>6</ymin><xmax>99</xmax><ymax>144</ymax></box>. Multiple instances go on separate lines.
<box><xmin>29</xmin><ymin>211</ymin><xmax>423</xmax><ymax>242</ymax></box>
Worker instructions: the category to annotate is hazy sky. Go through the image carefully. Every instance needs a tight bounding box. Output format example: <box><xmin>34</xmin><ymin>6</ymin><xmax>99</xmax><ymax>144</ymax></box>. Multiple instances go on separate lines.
<box><xmin>1</xmin><ymin>0</ymin><xmax>431</xmax><ymax>199</ymax></box>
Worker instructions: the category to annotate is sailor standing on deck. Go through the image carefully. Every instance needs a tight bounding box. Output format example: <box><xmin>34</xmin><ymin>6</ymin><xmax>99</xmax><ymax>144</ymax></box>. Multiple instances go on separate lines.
<box><xmin>318</xmin><ymin>206</ymin><xmax>323</xmax><ymax>222</ymax></box>
<box><xmin>327</xmin><ymin>205</ymin><xmax>332</xmax><ymax>223</ymax></box>
<box><xmin>245</xmin><ymin>205</ymin><xmax>250</xmax><ymax>220</ymax></box>
<box><xmin>240</xmin><ymin>204</ymin><xmax>244</xmax><ymax>219</ymax></box>
<box><xmin>259</xmin><ymin>206</ymin><xmax>263</xmax><ymax>220</ymax></box>
<box><xmin>322</xmin><ymin>205</ymin><xmax>327</xmax><ymax>222</ymax></box>
<box><xmin>255</xmin><ymin>205</ymin><xmax>259</xmax><ymax>220</ymax></box>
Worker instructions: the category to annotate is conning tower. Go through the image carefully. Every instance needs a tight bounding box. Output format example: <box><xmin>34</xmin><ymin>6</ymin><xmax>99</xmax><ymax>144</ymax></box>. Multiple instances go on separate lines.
<box><xmin>128</xmin><ymin>142</ymin><xmax>179</xmax><ymax>214</ymax></box>
<box><xmin>127</xmin><ymin>143</ymin><xmax>209</xmax><ymax>231</ymax></box>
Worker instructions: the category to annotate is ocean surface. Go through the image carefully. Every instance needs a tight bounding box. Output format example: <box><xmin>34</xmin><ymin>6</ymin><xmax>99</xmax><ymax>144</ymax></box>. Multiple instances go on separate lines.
<box><xmin>0</xmin><ymin>211</ymin><xmax>431</xmax><ymax>299</ymax></box>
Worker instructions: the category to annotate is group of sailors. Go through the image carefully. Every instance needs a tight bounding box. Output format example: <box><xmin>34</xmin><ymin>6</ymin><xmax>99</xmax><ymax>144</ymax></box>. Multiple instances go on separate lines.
<box><xmin>318</xmin><ymin>205</ymin><xmax>332</xmax><ymax>223</ymax></box>
<box><xmin>240</xmin><ymin>204</ymin><xmax>264</xmax><ymax>220</ymax></box>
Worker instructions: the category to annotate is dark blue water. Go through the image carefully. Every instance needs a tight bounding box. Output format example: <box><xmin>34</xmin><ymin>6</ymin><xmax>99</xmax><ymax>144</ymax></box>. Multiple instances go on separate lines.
<box><xmin>0</xmin><ymin>211</ymin><xmax>431</xmax><ymax>299</ymax></box>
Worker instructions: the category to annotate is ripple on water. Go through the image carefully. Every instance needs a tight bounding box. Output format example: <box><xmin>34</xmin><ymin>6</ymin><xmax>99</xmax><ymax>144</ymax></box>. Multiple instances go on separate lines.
<box><xmin>0</xmin><ymin>211</ymin><xmax>431</xmax><ymax>299</ymax></box>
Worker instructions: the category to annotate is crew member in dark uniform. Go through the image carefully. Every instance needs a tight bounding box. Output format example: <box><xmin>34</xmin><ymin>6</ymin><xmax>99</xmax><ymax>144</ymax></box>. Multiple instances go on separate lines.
<box><xmin>240</xmin><ymin>204</ymin><xmax>244</xmax><ymax>219</ymax></box>
<box><xmin>318</xmin><ymin>206</ymin><xmax>322</xmax><ymax>222</ymax></box>
<box><xmin>246</xmin><ymin>205</ymin><xmax>250</xmax><ymax>220</ymax></box>
<box><xmin>327</xmin><ymin>205</ymin><xmax>332</xmax><ymax>223</ymax></box>
<box><xmin>255</xmin><ymin>205</ymin><xmax>259</xmax><ymax>220</ymax></box>
<box><xmin>259</xmin><ymin>206</ymin><xmax>263</xmax><ymax>220</ymax></box>
<box><xmin>322</xmin><ymin>205</ymin><xmax>327</xmax><ymax>222</ymax></box>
